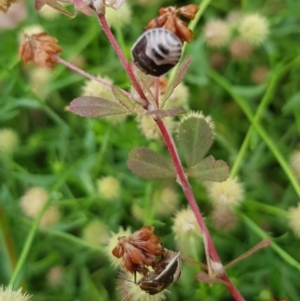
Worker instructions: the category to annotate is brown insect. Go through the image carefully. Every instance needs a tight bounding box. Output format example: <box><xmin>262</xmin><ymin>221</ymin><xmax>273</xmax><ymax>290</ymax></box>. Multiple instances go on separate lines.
<box><xmin>138</xmin><ymin>250</ymin><xmax>182</xmax><ymax>295</ymax></box>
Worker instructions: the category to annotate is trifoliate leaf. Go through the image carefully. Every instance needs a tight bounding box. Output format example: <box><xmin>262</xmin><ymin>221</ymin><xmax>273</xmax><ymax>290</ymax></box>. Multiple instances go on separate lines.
<box><xmin>178</xmin><ymin>115</ymin><xmax>213</xmax><ymax>168</ymax></box>
<box><xmin>70</xmin><ymin>96</ymin><xmax>128</xmax><ymax>117</ymax></box>
<box><xmin>127</xmin><ymin>147</ymin><xmax>175</xmax><ymax>179</ymax></box>
<box><xmin>187</xmin><ymin>155</ymin><xmax>229</xmax><ymax>181</ymax></box>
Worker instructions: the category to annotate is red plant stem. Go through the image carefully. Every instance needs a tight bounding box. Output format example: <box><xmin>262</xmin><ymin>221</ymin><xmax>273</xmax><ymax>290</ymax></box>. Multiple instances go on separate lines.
<box><xmin>156</xmin><ymin>119</ymin><xmax>245</xmax><ymax>301</ymax></box>
<box><xmin>97</xmin><ymin>14</ymin><xmax>147</xmax><ymax>102</ymax></box>
<box><xmin>97</xmin><ymin>11</ymin><xmax>244</xmax><ymax>300</ymax></box>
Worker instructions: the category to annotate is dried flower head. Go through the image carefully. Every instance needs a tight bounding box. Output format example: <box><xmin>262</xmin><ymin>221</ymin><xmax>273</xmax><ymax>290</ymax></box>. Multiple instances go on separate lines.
<box><xmin>229</xmin><ymin>38</ymin><xmax>254</xmax><ymax>61</ymax></box>
<box><xmin>0</xmin><ymin>0</ymin><xmax>17</xmax><ymax>13</ymax></box>
<box><xmin>96</xmin><ymin>176</ymin><xmax>121</xmax><ymax>201</ymax></box>
<box><xmin>0</xmin><ymin>128</ymin><xmax>19</xmax><ymax>154</ymax></box>
<box><xmin>19</xmin><ymin>32</ymin><xmax>62</xmax><ymax>70</ymax></box>
<box><xmin>288</xmin><ymin>203</ymin><xmax>300</xmax><ymax>237</ymax></box>
<box><xmin>203</xmin><ymin>20</ymin><xmax>231</xmax><ymax>48</ymax></box>
<box><xmin>238</xmin><ymin>14</ymin><xmax>269</xmax><ymax>46</ymax></box>
<box><xmin>0</xmin><ymin>285</ymin><xmax>31</xmax><ymax>301</ymax></box>
<box><xmin>20</xmin><ymin>187</ymin><xmax>49</xmax><ymax>218</ymax></box>
<box><xmin>289</xmin><ymin>150</ymin><xmax>300</xmax><ymax>178</ymax></box>
<box><xmin>117</xmin><ymin>269</ymin><xmax>166</xmax><ymax>301</ymax></box>
<box><xmin>82</xmin><ymin>219</ymin><xmax>110</xmax><ymax>245</ymax></box>
<box><xmin>112</xmin><ymin>226</ymin><xmax>164</xmax><ymax>274</ymax></box>
<box><xmin>206</xmin><ymin>177</ymin><xmax>244</xmax><ymax>207</ymax></box>
<box><xmin>105</xmin><ymin>227</ymin><xmax>132</xmax><ymax>268</ymax></box>
<box><xmin>146</xmin><ymin>4</ymin><xmax>199</xmax><ymax>43</ymax></box>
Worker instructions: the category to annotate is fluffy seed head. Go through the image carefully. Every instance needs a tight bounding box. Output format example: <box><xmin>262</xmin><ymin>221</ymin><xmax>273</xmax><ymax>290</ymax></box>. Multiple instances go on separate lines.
<box><xmin>206</xmin><ymin>177</ymin><xmax>244</xmax><ymax>208</ymax></box>
<box><xmin>97</xmin><ymin>176</ymin><xmax>121</xmax><ymax>201</ymax></box>
<box><xmin>203</xmin><ymin>20</ymin><xmax>230</xmax><ymax>48</ymax></box>
<box><xmin>288</xmin><ymin>203</ymin><xmax>300</xmax><ymax>237</ymax></box>
<box><xmin>104</xmin><ymin>227</ymin><xmax>132</xmax><ymax>269</ymax></box>
<box><xmin>165</xmin><ymin>83</ymin><xmax>190</xmax><ymax>109</ymax></box>
<box><xmin>82</xmin><ymin>219</ymin><xmax>109</xmax><ymax>245</ymax></box>
<box><xmin>0</xmin><ymin>128</ymin><xmax>19</xmax><ymax>154</ymax></box>
<box><xmin>105</xmin><ymin>2</ymin><xmax>131</xmax><ymax>28</ymax></box>
<box><xmin>0</xmin><ymin>285</ymin><xmax>31</xmax><ymax>301</ymax></box>
<box><xmin>289</xmin><ymin>150</ymin><xmax>300</xmax><ymax>178</ymax></box>
<box><xmin>172</xmin><ymin>207</ymin><xmax>201</xmax><ymax>239</ymax></box>
<box><xmin>116</xmin><ymin>269</ymin><xmax>166</xmax><ymax>301</ymax></box>
<box><xmin>238</xmin><ymin>14</ymin><xmax>269</xmax><ymax>46</ymax></box>
<box><xmin>229</xmin><ymin>38</ymin><xmax>254</xmax><ymax>60</ymax></box>
<box><xmin>20</xmin><ymin>187</ymin><xmax>49</xmax><ymax>218</ymax></box>
<box><xmin>82</xmin><ymin>75</ymin><xmax>114</xmax><ymax>99</ymax></box>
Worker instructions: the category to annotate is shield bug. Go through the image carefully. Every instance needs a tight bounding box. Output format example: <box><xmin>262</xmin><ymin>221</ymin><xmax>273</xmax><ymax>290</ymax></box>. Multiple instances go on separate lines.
<box><xmin>138</xmin><ymin>250</ymin><xmax>182</xmax><ymax>295</ymax></box>
<box><xmin>131</xmin><ymin>28</ymin><xmax>183</xmax><ymax>77</ymax></box>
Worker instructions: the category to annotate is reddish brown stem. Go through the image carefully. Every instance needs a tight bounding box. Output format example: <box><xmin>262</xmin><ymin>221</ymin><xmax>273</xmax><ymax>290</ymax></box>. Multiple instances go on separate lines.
<box><xmin>156</xmin><ymin>119</ymin><xmax>245</xmax><ymax>301</ymax></box>
<box><xmin>97</xmin><ymin>14</ymin><xmax>147</xmax><ymax>102</ymax></box>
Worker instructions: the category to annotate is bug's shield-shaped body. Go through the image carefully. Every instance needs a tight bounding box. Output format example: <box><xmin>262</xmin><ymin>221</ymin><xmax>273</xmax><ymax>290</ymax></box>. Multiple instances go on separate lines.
<box><xmin>138</xmin><ymin>251</ymin><xmax>182</xmax><ymax>295</ymax></box>
<box><xmin>131</xmin><ymin>28</ymin><xmax>182</xmax><ymax>77</ymax></box>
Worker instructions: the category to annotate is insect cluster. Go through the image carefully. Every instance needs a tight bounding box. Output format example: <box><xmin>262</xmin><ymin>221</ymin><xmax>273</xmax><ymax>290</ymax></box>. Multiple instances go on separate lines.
<box><xmin>112</xmin><ymin>226</ymin><xmax>182</xmax><ymax>295</ymax></box>
<box><xmin>131</xmin><ymin>4</ymin><xmax>199</xmax><ymax>77</ymax></box>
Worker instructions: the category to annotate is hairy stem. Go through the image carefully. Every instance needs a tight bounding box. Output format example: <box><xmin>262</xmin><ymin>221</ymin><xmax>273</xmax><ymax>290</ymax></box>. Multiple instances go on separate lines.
<box><xmin>97</xmin><ymin>14</ymin><xmax>147</xmax><ymax>102</ymax></box>
<box><xmin>156</xmin><ymin>119</ymin><xmax>245</xmax><ymax>301</ymax></box>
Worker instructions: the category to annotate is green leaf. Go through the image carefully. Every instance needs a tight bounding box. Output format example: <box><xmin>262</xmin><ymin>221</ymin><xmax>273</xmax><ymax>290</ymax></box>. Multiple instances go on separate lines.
<box><xmin>70</xmin><ymin>96</ymin><xmax>128</xmax><ymax>118</ymax></box>
<box><xmin>147</xmin><ymin>108</ymin><xmax>185</xmax><ymax>118</ymax></box>
<box><xmin>178</xmin><ymin>115</ymin><xmax>214</xmax><ymax>168</ymax></box>
<box><xmin>187</xmin><ymin>155</ymin><xmax>229</xmax><ymax>181</ymax></box>
<box><xmin>112</xmin><ymin>86</ymin><xmax>135</xmax><ymax>113</ymax></box>
<box><xmin>161</xmin><ymin>56</ymin><xmax>192</xmax><ymax>107</ymax></box>
<box><xmin>127</xmin><ymin>147</ymin><xmax>175</xmax><ymax>179</ymax></box>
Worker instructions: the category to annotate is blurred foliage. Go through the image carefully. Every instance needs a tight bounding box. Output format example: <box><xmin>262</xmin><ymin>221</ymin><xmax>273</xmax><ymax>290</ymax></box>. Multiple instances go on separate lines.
<box><xmin>1</xmin><ymin>0</ymin><xmax>300</xmax><ymax>300</ymax></box>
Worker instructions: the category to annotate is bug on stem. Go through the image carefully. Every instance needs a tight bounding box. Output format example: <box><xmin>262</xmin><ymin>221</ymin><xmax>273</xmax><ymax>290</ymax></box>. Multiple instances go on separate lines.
<box><xmin>131</xmin><ymin>28</ymin><xmax>182</xmax><ymax>77</ymax></box>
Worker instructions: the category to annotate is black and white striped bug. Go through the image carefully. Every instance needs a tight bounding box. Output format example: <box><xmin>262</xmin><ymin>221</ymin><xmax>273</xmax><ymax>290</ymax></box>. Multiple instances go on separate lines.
<box><xmin>131</xmin><ymin>28</ymin><xmax>183</xmax><ymax>77</ymax></box>
<box><xmin>138</xmin><ymin>251</ymin><xmax>182</xmax><ymax>295</ymax></box>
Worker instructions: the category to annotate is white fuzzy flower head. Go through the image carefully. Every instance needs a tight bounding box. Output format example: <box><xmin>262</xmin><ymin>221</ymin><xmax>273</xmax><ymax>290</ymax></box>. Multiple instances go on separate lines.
<box><xmin>0</xmin><ymin>128</ymin><xmax>19</xmax><ymax>154</ymax></box>
<box><xmin>172</xmin><ymin>207</ymin><xmax>201</xmax><ymax>239</ymax></box>
<box><xmin>40</xmin><ymin>205</ymin><xmax>60</xmax><ymax>227</ymax></box>
<box><xmin>97</xmin><ymin>176</ymin><xmax>121</xmax><ymax>201</ymax></box>
<box><xmin>155</xmin><ymin>187</ymin><xmax>180</xmax><ymax>216</ymax></box>
<box><xmin>82</xmin><ymin>75</ymin><xmax>114</xmax><ymax>99</ymax></box>
<box><xmin>131</xmin><ymin>203</ymin><xmax>144</xmax><ymax>222</ymax></box>
<box><xmin>82</xmin><ymin>219</ymin><xmax>109</xmax><ymax>245</ymax></box>
<box><xmin>116</xmin><ymin>269</ymin><xmax>166</xmax><ymax>301</ymax></box>
<box><xmin>47</xmin><ymin>266</ymin><xmax>64</xmax><ymax>287</ymax></box>
<box><xmin>238</xmin><ymin>14</ymin><xmax>269</xmax><ymax>46</ymax></box>
<box><xmin>288</xmin><ymin>203</ymin><xmax>300</xmax><ymax>237</ymax></box>
<box><xmin>0</xmin><ymin>285</ymin><xmax>31</xmax><ymax>301</ymax></box>
<box><xmin>289</xmin><ymin>150</ymin><xmax>300</xmax><ymax>178</ymax></box>
<box><xmin>206</xmin><ymin>177</ymin><xmax>244</xmax><ymax>208</ymax></box>
<box><xmin>104</xmin><ymin>227</ymin><xmax>132</xmax><ymax>269</ymax></box>
<box><xmin>105</xmin><ymin>2</ymin><xmax>131</xmax><ymax>28</ymax></box>
<box><xmin>20</xmin><ymin>187</ymin><xmax>49</xmax><ymax>218</ymax></box>
<box><xmin>29</xmin><ymin>68</ymin><xmax>52</xmax><ymax>99</ymax></box>
<box><xmin>203</xmin><ymin>20</ymin><xmax>231</xmax><ymax>48</ymax></box>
